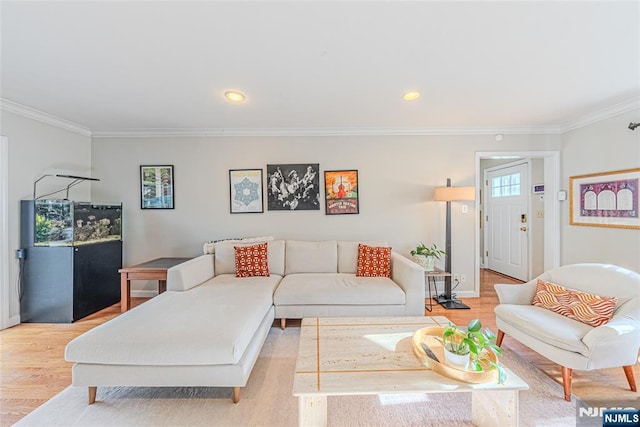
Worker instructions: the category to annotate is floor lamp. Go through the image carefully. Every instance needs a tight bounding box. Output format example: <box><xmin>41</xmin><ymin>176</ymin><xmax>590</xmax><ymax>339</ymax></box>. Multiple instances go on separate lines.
<box><xmin>434</xmin><ymin>179</ymin><xmax>476</xmax><ymax>309</ymax></box>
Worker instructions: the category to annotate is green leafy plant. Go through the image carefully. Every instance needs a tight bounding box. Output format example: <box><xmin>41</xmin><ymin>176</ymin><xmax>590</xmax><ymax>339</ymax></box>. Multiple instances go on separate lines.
<box><xmin>442</xmin><ymin>319</ymin><xmax>506</xmax><ymax>383</ymax></box>
<box><xmin>410</xmin><ymin>243</ymin><xmax>446</xmax><ymax>259</ymax></box>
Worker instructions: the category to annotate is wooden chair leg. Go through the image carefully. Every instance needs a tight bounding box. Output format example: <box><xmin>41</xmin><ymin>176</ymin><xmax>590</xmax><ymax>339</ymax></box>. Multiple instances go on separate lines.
<box><xmin>561</xmin><ymin>366</ymin><xmax>572</xmax><ymax>401</ymax></box>
<box><xmin>623</xmin><ymin>365</ymin><xmax>637</xmax><ymax>392</ymax></box>
<box><xmin>88</xmin><ymin>386</ymin><xmax>97</xmax><ymax>404</ymax></box>
<box><xmin>232</xmin><ymin>387</ymin><xmax>240</xmax><ymax>403</ymax></box>
<box><xmin>496</xmin><ymin>330</ymin><xmax>505</xmax><ymax>347</ymax></box>
<box><xmin>280</xmin><ymin>318</ymin><xmax>286</xmax><ymax>330</ymax></box>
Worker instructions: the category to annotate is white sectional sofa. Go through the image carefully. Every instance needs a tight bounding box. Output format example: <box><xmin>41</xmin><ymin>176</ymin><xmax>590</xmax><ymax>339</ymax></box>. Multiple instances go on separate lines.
<box><xmin>65</xmin><ymin>239</ymin><xmax>424</xmax><ymax>404</ymax></box>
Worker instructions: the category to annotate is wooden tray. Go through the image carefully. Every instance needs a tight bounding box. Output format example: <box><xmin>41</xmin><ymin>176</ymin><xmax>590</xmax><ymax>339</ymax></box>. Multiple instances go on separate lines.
<box><xmin>412</xmin><ymin>326</ymin><xmax>499</xmax><ymax>384</ymax></box>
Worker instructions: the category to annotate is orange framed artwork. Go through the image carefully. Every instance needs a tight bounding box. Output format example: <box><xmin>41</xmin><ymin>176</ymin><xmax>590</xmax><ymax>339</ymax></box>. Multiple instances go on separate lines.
<box><xmin>324</xmin><ymin>170</ymin><xmax>359</xmax><ymax>215</ymax></box>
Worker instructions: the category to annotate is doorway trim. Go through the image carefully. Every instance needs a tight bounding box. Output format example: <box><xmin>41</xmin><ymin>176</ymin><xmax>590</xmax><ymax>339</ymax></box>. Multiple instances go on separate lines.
<box><xmin>475</xmin><ymin>151</ymin><xmax>561</xmax><ymax>294</ymax></box>
<box><xmin>1</xmin><ymin>136</ymin><xmax>10</xmax><ymax>329</ymax></box>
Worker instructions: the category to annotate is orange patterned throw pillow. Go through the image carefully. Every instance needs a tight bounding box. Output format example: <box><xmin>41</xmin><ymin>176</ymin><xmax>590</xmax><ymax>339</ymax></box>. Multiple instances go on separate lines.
<box><xmin>356</xmin><ymin>244</ymin><xmax>392</xmax><ymax>278</ymax></box>
<box><xmin>531</xmin><ymin>280</ymin><xmax>617</xmax><ymax>327</ymax></box>
<box><xmin>234</xmin><ymin>243</ymin><xmax>270</xmax><ymax>277</ymax></box>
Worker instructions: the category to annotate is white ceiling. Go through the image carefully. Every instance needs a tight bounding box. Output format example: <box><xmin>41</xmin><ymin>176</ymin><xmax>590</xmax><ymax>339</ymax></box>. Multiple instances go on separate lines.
<box><xmin>1</xmin><ymin>1</ymin><xmax>639</xmax><ymax>136</ymax></box>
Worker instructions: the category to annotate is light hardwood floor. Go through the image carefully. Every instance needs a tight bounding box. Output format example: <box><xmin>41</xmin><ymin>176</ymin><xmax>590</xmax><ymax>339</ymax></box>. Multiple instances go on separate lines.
<box><xmin>0</xmin><ymin>269</ymin><xmax>637</xmax><ymax>426</ymax></box>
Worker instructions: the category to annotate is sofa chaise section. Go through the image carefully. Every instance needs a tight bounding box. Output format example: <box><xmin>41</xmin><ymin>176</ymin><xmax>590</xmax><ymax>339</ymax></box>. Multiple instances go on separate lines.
<box><xmin>65</xmin><ymin>254</ymin><xmax>280</xmax><ymax>404</ymax></box>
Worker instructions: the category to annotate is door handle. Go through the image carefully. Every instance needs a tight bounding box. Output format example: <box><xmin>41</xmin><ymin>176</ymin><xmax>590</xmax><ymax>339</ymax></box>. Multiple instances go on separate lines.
<box><xmin>520</xmin><ymin>227</ymin><xmax>527</xmax><ymax>232</ymax></box>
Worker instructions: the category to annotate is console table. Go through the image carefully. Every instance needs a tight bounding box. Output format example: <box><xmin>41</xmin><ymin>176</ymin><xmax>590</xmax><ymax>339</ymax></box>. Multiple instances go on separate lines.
<box><xmin>119</xmin><ymin>257</ymin><xmax>191</xmax><ymax>312</ymax></box>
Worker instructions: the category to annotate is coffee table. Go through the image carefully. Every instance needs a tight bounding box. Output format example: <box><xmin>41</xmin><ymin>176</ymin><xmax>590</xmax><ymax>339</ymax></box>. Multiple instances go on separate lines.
<box><xmin>292</xmin><ymin>316</ymin><xmax>528</xmax><ymax>427</ymax></box>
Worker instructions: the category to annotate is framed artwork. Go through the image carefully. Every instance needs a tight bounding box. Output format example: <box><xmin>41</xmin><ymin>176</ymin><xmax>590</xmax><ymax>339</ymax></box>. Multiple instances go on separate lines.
<box><xmin>140</xmin><ymin>165</ymin><xmax>174</xmax><ymax>209</ymax></box>
<box><xmin>229</xmin><ymin>169</ymin><xmax>264</xmax><ymax>213</ymax></box>
<box><xmin>569</xmin><ymin>168</ymin><xmax>640</xmax><ymax>229</ymax></box>
<box><xmin>266</xmin><ymin>163</ymin><xmax>320</xmax><ymax>211</ymax></box>
<box><xmin>324</xmin><ymin>170</ymin><xmax>359</xmax><ymax>215</ymax></box>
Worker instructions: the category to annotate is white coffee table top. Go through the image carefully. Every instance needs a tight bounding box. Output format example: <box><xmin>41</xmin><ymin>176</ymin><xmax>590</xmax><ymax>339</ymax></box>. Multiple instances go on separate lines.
<box><xmin>293</xmin><ymin>316</ymin><xmax>528</xmax><ymax>397</ymax></box>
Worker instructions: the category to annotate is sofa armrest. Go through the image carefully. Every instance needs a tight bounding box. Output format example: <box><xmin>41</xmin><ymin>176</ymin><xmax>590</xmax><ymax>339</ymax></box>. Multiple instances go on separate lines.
<box><xmin>391</xmin><ymin>252</ymin><xmax>425</xmax><ymax>315</ymax></box>
<box><xmin>583</xmin><ymin>298</ymin><xmax>640</xmax><ymax>349</ymax></box>
<box><xmin>167</xmin><ymin>254</ymin><xmax>215</xmax><ymax>292</ymax></box>
<box><xmin>494</xmin><ymin>281</ymin><xmax>537</xmax><ymax>305</ymax></box>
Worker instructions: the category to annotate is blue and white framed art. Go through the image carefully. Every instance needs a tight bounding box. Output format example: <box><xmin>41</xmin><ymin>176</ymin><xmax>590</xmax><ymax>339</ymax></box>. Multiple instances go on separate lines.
<box><xmin>229</xmin><ymin>169</ymin><xmax>264</xmax><ymax>214</ymax></box>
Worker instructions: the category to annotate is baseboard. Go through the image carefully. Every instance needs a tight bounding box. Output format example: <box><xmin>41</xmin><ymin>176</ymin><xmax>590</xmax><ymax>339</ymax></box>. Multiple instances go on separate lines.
<box><xmin>130</xmin><ymin>290</ymin><xmax>158</xmax><ymax>298</ymax></box>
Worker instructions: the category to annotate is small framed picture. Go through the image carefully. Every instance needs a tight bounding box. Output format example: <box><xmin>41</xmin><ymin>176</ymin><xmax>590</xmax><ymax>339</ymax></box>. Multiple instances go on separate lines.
<box><xmin>266</xmin><ymin>164</ymin><xmax>320</xmax><ymax>211</ymax></box>
<box><xmin>229</xmin><ymin>169</ymin><xmax>264</xmax><ymax>213</ymax></box>
<box><xmin>140</xmin><ymin>165</ymin><xmax>174</xmax><ymax>209</ymax></box>
<box><xmin>324</xmin><ymin>170</ymin><xmax>359</xmax><ymax>215</ymax></box>
<box><xmin>569</xmin><ymin>168</ymin><xmax>640</xmax><ymax>229</ymax></box>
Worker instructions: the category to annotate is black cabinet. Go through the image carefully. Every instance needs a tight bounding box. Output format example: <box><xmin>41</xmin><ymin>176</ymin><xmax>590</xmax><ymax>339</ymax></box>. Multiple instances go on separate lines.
<box><xmin>20</xmin><ymin>200</ymin><xmax>122</xmax><ymax>322</ymax></box>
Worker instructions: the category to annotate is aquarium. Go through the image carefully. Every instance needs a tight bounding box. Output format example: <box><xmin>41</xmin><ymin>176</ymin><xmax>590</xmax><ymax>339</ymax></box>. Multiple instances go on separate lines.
<box><xmin>34</xmin><ymin>200</ymin><xmax>122</xmax><ymax>246</ymax></box>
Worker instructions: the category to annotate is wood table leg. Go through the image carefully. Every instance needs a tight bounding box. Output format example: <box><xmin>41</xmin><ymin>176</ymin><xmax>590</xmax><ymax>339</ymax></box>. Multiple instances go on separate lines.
<box><xmin>120</xmin><ymin>273</ymin><xmax>130</xmax><ymax>312</ymax></box>
<box><xmin>298</xmin><ymin>395</ymin><xmax>327</xmax><ymax>427</ymax></box>
<box><xmin>159</xmin><ymin>279</ymin><xmax>167</xmax><ymax>294</ymax></box>
<box><xmin>472</xmin><ymin>389</ymin><xmax>519</xmax><ymax>427</ymax></box>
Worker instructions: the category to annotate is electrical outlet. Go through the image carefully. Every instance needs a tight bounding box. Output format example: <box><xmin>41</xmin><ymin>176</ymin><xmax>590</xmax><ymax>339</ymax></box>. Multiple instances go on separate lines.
<box><xmin>453</xmin><ymin>274</ymin><xmax>461</xmax><ymax>283</ymax></box>
<box><xmin>460</xmin><ymin>274</ymin><xmax>466</xmax><ymax>283</ymax></box>
<box><xmin>461</xmin><ymin>204</ymin><xmax>468</xmax><ymax>214</ymax></box>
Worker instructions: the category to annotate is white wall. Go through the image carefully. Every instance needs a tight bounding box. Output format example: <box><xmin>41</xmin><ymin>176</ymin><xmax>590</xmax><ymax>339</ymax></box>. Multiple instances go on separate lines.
<box><xmin>91</xmin><ymin>134</ymin><xmax>560</xmax><ymax>295</ymax></box>
<box><xmin>1</xmin><ymin>110</ymin><xmax>92</xmax><ymax>325</ymax></box>
<box><xmin>561</xmin><ymin>109</ymin><xmax>640</xmax><ymax>272</ymax></box>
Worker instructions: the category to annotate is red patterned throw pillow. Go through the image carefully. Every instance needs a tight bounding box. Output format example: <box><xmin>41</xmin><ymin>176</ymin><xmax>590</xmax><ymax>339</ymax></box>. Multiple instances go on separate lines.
<box><xmin>234</xmin><ymin>243</ymin><xmax>270</xmax><ymax>277</ymax></box>
<box><xmin>531</xmin><ymin>280</ymin><xmax>618</xmax><ymax>327</ymax></box>
<box><xmin>356</xmin><ymin>244</ymin><xmax>392</xmax><ymax>278</ymax></box>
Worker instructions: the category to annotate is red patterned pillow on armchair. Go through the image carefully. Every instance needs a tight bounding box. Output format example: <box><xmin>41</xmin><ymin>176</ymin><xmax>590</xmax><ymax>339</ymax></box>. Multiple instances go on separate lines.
<box><xmin>531</xmin><ymin>280</ymin><xmax>617</xmax><ymax>327</ymax></box>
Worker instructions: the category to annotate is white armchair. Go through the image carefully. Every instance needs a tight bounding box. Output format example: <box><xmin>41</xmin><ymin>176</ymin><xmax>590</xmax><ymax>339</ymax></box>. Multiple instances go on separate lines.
<box><xmin>494</xmin><ymin>263</ymin><xmax>640</xmax><ymax>401</ymax></box>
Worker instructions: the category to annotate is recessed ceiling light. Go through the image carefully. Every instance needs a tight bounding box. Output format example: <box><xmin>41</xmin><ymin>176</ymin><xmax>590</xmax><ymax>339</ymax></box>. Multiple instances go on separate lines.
<box><xmin>402</xmin><ymin>91</ymin><xmax>421</xmax><ymax>101</ymax></box>
<box><xmin>224</xmin><ymin>91</ymin><xmax>246</xmax><ymax>103</ymax></box>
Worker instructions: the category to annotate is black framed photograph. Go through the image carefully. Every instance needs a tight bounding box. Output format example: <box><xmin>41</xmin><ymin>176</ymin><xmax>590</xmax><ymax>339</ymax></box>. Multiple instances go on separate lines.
<box><xmin>267</xmin><ymin>163</ymin><xmax>320</xmax><ymax>211</ymax></box>
<box><xmin>324</xmin><ymin>170</ymin><xmax>359</xmax><ymax>215</ymax></box>
<box><xmin>229</xmin><ymin>169</ymin><xmax>264</xmax><ymax>213</ymax></box>
<box><xmin>140</xmin><ymin>165</ymin><xmax>174</xmax><ymax>209</ymax></box>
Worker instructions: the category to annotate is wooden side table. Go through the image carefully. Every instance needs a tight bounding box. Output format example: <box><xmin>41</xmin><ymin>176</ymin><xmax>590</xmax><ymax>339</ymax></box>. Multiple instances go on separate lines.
<box><xmin>424</xmin><ymin>267</ymin><xmax>451</xmax><ymax>312</ymax></box>
<box><xmin>119</xmin><ymin>257</ymin><xmax>191</xmax><ymax>312</ymax></box>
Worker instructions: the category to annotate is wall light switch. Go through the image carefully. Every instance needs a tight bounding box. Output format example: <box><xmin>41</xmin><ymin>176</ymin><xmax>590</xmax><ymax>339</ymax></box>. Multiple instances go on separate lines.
<box><xmin>461</xmin><ymin>204</ymin><xmax>468</xmax><ymax>214</ymax></box>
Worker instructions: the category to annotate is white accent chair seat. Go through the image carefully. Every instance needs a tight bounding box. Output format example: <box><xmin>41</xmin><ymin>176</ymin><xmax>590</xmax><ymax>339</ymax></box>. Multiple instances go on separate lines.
<box><xmin>494</xmin><ymin>263</ymin><xmax>640</xmax><ymax>401</ymax></box>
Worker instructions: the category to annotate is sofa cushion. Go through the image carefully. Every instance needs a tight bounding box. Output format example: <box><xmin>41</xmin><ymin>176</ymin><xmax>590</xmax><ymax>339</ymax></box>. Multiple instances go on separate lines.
<box><xmin>337</xmin><ymin>240</ymin><xmax>388</xmax><ymax>273</ymax></box>
<box><xmin>532</xmin><ymin>280</ymin><xmax>618</xmax><ymax>327</ymax></box>
<box><xmin>285</xmin><ymin>240</ymin><xmax>337</xmax><ymax>274</ymax></box>
<box><xmin>215</xmin><ymin>239</ymin><xmax>285</xmax><ymax>276</ymax></box>
<box><xmin>273</xmin><ymin>273</ymin><xmax>405</xmax><ymax>305</ymax></box>
<box><xmin>65</xmin><ymin>274</ymin><xmax>282</xmax><ymax>366</ymax></box>
<box><xmin>234</xmin><ymin>243</ymin><xmax>270</xmax><ymax>277</ymax></box>
<box><xmin>356</xmin><ymin>244</ymin><xmax>392</xmax><ymax>277</ymax></box>
<box><xmin>495</xmin><ymin>304</ymin><xmax>591</xmax><ymax>355</ymax></box>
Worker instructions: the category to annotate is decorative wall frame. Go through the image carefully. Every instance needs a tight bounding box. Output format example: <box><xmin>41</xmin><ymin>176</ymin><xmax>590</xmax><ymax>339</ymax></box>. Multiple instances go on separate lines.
<box><xmin>140</xmin><ymin>165</ymin><xmax>174</xmax><ymax>209</ymax></box>
<box><xmin>569</xmin><ymin>168</ymin><xmax>640</xmax><ymax>229</ymax></box>
<box><xmin>324</xmin><ymin>170</ymin><xmax>359</xmax><ymax>215</ymax></box>
<box><xmin>266</xmin><ymin>163</ymin><xmax>320</xmax><ymax>211</ymax></box>
<box><xmin>229</xmin><ymin>169</ymin><xmax>263</xmax><ymax>213</ymax></box>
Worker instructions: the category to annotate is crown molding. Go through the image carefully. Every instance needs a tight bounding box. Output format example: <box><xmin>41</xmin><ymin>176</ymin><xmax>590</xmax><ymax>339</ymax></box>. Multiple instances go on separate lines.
<box><xmin>3</xmin><ymin>96</ymin><xmax>637</xmax><ymax>138</ymax></box>
<box><xmin>91</xmin><ymin>125</ymin><xmax>560</xmax><ymax>138</ymax></box>
<box><xmin>559</xmin><ymin>96</ymin><xmax>640</xmax><ymax>133</ymax></box>
<box><xmin>0</xmin><ymin>98</ymin><xmax>92</xmax><ymax>137</ymax></box>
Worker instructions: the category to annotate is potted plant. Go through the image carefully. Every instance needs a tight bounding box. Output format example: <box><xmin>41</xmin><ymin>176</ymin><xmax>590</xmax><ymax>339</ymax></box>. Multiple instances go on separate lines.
<box><xmin>410</xmin><ymin>243</ymin><xmax>445</xmax><ymax>272</ymax></box>
<box><xmin>441</xmin><ymin>319</ymin><xmax>506</xmax><ymax>383</ymax></box>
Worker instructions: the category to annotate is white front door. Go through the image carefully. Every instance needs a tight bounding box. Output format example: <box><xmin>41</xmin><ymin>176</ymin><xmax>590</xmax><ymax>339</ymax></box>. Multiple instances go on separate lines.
<box><xmin>486</xmin><ymin>162</ymin><xmax>529</xmax><ymax>281</ymax></box>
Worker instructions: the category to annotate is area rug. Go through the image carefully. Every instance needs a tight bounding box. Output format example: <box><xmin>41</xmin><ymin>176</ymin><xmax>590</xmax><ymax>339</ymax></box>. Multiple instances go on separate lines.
<box><xmin>15</xmin><ymin>327</ymin><xmax>579</xmax><ymax>426</ymax></box>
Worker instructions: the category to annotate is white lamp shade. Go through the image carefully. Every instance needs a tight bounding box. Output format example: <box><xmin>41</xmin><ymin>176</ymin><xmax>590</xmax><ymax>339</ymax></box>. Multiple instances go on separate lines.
<box><xmin>434</xmin><ymin>186</ymin><xmax>476</xmax><ymax>201</ymax></box>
